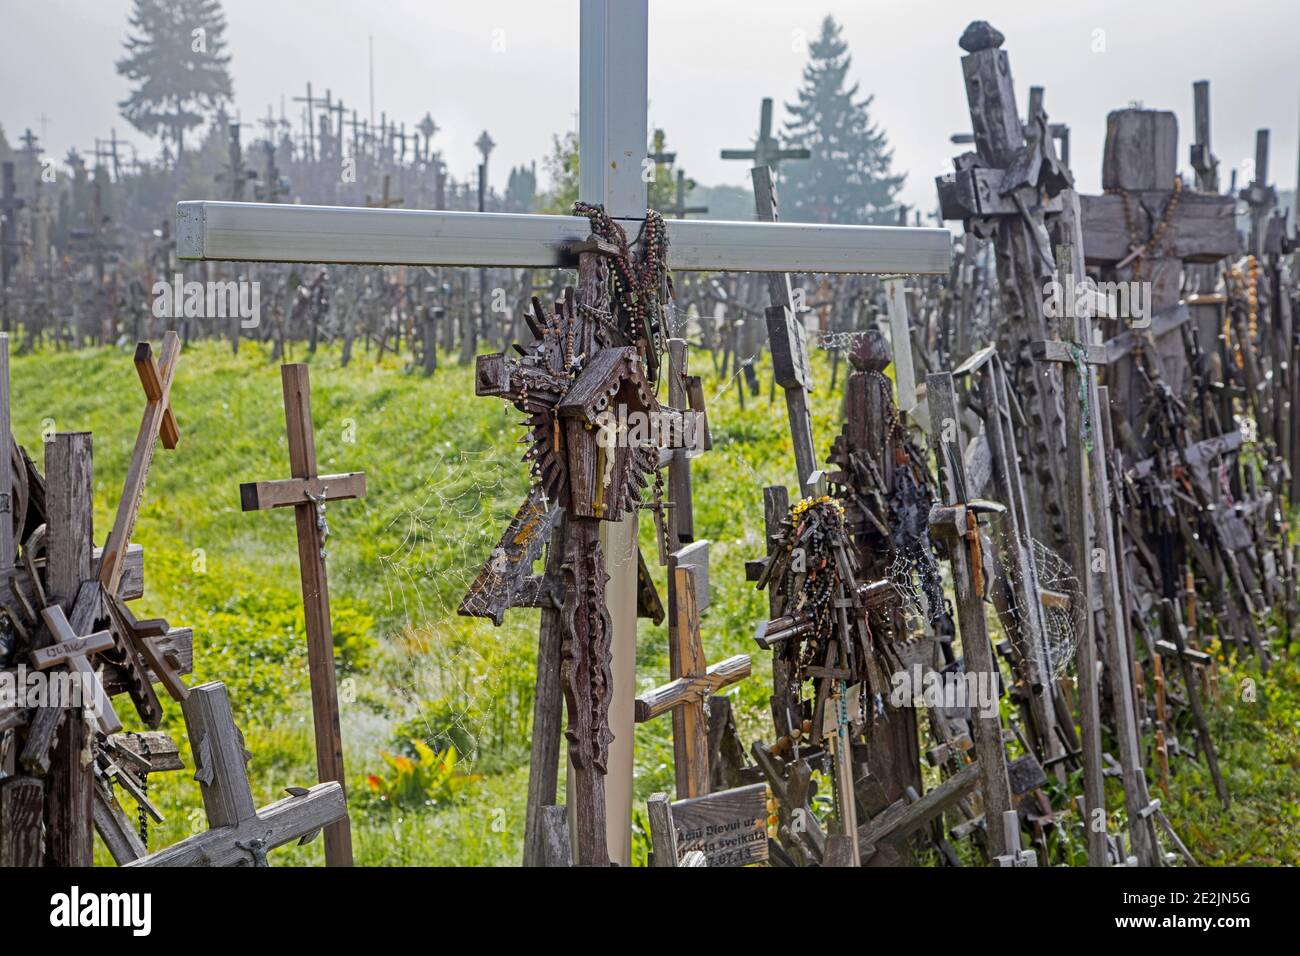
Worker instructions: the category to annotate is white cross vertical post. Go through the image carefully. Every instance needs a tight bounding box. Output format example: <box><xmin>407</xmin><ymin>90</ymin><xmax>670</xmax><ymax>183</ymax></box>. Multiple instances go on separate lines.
<box><xmin>174</xmin><ymin>0</ymin><xmax>951</xmax><ymax>863</ymax></box>
<box><xmin>571</xmin><ymin>0</ymin><xmax>647</xmax><ymax>865</ymax></box>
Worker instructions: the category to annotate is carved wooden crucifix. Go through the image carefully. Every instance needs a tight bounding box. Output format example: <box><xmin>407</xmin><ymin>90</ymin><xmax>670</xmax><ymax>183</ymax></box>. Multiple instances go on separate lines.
<box><xmin>239</xmin><ymin>363</ymin><xmax>366</xmax><ymax>867</ymax></box>
<box><xmin>937</xmin><ymin>21</ymin><xmax>1073</xmax><ymax>555</ymax></box>
<box><xmin>127</xmin><ymin>682</ymin><xmax>347</xmax><ymax>867</ymax></box>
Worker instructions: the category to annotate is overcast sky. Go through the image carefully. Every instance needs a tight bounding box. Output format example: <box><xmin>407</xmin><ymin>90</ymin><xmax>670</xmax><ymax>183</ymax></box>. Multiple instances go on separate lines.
<box><xmin>3</xmin><ymin>0</ymin><xmax>1297</xmax><ymax>215</ymax></box>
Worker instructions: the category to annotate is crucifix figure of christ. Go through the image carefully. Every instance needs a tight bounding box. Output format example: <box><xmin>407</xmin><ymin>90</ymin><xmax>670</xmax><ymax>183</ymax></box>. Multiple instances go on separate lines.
<box><xmin>239</xmin><ymin>364</ymin><xmax>366</xmax><ymax>867</ymax></box>
<box><xmin>127</xmin><ymin>682</ymin><xmax>347</xmax><ymax>866</ymax></box>
<box><xmin>175</xmin><ymin>0</ymin><xmax>949</xmax><ymax>867</ymax></box>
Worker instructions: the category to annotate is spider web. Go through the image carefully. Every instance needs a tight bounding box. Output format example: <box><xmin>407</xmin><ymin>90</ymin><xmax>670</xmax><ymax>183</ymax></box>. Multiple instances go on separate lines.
<box><xmin>372</xmin><ymin>447</ymin><xmax>528</xmax><ymax>770</ymax></box>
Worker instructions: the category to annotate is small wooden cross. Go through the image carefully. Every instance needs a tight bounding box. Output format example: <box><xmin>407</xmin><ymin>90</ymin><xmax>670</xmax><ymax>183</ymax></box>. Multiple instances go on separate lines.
<box><xmin>126</xmin><ymin>682</ymin><xmax>347</xmax><ymax>867</ymax></box>
<box><xmin>99</xmin><ymin>333</ymin><xmax>181</xmax><ymax>597</ymax></box>
<box><xmin>635</xmin><ymin>565</ymin><xmax>750</xmax><ymax>799</ymax></box>
<box><xmin>33</xmin><ymin>605</ymin><xmax>121</xmax><ymax>735</ymax></box>
<box><xmin>239</xmin><ymin>363</ymin><xmax>364</xmax><ymax>868</ymax></box>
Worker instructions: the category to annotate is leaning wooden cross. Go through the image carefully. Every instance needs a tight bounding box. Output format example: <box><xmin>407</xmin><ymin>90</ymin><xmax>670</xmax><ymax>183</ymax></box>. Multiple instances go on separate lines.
<box><xmin>635</xmin><ymin>564</ymin><xmax>750</xmax><ymax>799</ymax></box>
<box><xmin>1032</xmin><ymin>236</ymin><xmax>1161</xmax><ymax>867</ymax></box>
<box><xmin>239</xmin><ymin>364</ymin><xmax>365</xmax><ymax>868</ymax></box>
<box><xmin>926</xmin><ymin>371</ymin><xmax>1016</xmax><ymax>860</ymax></box>
<box><xmin>99</xmin><ymin>332</ymin><xmax>181</xmax><ymax>597</ymax></box>
<box><xmin>127</xmin><ymin>682</ymin><xmax>346</xmax><ymax>866</ymax></box>
<box><xmin>175</xmin><ymin>0</ymin><xmax>950</xmax><ymax>866</ymax></box>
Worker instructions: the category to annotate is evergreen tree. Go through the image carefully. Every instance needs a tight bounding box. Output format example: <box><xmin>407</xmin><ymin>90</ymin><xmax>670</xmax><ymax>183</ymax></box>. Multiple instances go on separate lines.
<box><xmin>116</xmin><ymin>0</ymin><xmax>233</xmax><ymax>164</ymax></box>
<box><xmin>505</xmin><ymin>162</ymin><xmax>537</xmax><ymax>213</ymax></box>
<box><xmin>781</xmin><ymin>16</ymin><xmax>904</xmax><ymax>225</ymax></box>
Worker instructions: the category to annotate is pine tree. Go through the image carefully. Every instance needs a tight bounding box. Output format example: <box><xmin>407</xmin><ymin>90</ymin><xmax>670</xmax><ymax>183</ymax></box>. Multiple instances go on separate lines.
<box><xmin>781</xmin><ymin>16</ymin><xmax>904</xmax><ymax>225</ymax></box>
<box><xmin>116</xmin><ymin>0</ymin><xmax>233</xmax><ymax>164</ymax></box>
<box><xmin>505</xmin><ymin>162</ymin><xmax>537</xmax><ymax>213</ymax></box>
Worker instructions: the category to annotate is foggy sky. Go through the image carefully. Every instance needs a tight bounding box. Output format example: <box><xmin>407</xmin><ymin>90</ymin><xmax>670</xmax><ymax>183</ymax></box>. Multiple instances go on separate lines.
<box><xmin>3</xmin><ymin>0</ymin><xmax>1297</xmax><ymax>216</ymax></box>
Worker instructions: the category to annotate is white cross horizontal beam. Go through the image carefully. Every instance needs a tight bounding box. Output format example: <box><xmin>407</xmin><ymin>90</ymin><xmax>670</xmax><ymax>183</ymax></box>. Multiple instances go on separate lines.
<box><xmin>176</xmin><ymin>201</ymin><xmax>951</xmax><ymax>275</ymax></box>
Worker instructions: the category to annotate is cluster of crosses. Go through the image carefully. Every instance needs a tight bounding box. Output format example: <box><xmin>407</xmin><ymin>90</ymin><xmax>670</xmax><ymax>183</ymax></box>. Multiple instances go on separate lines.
<box><xmin>7</xmin><ymin>6</ymin><xmax>1293</xmax><ymax>870</ymax></box>
<box><xmin>0</xmin><ymin>331</ymin><xmax>352</xmax><ymax>866</ymax></box>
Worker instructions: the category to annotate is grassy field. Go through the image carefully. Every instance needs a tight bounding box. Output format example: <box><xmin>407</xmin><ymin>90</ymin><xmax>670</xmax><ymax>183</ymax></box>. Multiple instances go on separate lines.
<box><xmin>11</xmin><ymin>337</ymin><xmax>1295</xmax><ymax>866</ymax></box>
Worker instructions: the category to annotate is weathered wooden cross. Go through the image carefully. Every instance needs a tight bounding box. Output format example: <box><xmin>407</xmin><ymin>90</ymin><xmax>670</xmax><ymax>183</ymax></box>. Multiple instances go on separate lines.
<box><xmin>936</xmin><ymin>21</ymin><xmax>1072</xmax><ymax>554</ymax></box>
<box><xmin>1079</xmin><ymin>107</ymin><xmax>1238</xmax><ymax>437</ymax></box>
<box><xmin>1032</xmin><ymin>234</ymin><xmax>1161</xmax><ymax>867</ymax></box>
<box><xmin>127</xmin><ymin>681</ymin><xmax>347</xmax><ymax>866</ymax></box>
<box><xmin>239</xmin><ymin>363</ymin><xmax>366</xmax><ymax>867</ymax></box>
<box><xmin>99</xmin><ymin>333</ymin><xmax>181</xmax><ymax>597</ymax></box>
<box><xmin>721</xmin><ymin>97</ymin><xmax>811</xmax><ymax>172</ymax></box>
<box><xmin>176</xmin><ymin>0</ymin><xmax>949</xmax><ymax>865</ymax></box>
<box><xmin>926</xmin><ymin>371</ymin><xmax>1016</xmax><ymax>860</ymax></box>
<box><xmin>33</xmin><ymin>605</ymin><xmax>120</xmax><ymax>735</ymax></box>
<box><xmin>635</xmin><ymin>563</ymin><xmax>750</xmax><ymax>799</ymax></box>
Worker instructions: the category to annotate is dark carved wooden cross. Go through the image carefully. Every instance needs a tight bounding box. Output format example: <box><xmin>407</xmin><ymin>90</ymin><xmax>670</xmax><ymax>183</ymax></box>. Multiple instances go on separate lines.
<box><xmin>461</xmin><ymin>246</ymin><xmax>670</xmax><ymax>866</ymax></box>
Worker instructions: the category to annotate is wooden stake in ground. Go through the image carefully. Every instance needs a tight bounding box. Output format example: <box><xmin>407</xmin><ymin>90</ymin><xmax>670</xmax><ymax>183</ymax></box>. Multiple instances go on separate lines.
<box><xmin>239</xmin><ymin>364</ymin><xmax>366</xmax><ymax>867</ymax></box>
<box><xmin>926</xmin><ymin>371</ymin><xmax>1015</xmax><ymax>860</ymax></box>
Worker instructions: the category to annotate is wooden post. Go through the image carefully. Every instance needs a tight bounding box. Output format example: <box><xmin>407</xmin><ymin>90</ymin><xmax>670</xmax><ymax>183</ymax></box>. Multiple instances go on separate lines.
<box><xmin>926</xmin><ymin>372</ymin><xmax>1015</xmax><ymax>860</ymax></box>
<box><xmin>522</xmin><ymin>513</ymin><xmax>566</xmax><ymax>867</ymax></box>
<box><xmin>238</xmin><ymin>364</ymin><xmax>365</xmax><ymax>867</ymax></box>
<box><xmin>0</xmin><ymin>334</ymin><xmax>12</xmax><ymax>576</ymax></box>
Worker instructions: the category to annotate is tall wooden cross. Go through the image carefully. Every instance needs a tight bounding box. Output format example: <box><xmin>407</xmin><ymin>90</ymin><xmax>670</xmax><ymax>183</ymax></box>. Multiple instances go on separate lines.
<box><xmin>127</xmin><ymin>682</ymin><xmax>347</xmax><ymax>866</ymax></box>
<box><xmin>656</xmin><ymin>170</ymin><xmax>708</xmax><ymax>220</ymax></box>
<box><xmin>721</xmin><ymin>97</ymin><xmax>811</xmax><ymax>172</ymax></box>
<box><xmin>176</xmin><ymin>0</ymin><xmax>949</xmax><ymax>865</ymax></box>
<box><xmin>239</xmin><ymin>364</ymin><xmax>367</xmax><ymax>867</ymax></box>
<box><xmin>1032</xmin><ymin>233</ymin><xmax>1161</xmax><ymax>867</ymax></box>
<box><xmin>937</xmin><ymin>21</ymin><xmax>1073</xmax><ymax>555</ymax></box>
<box><xmin>926</xmin><ymin>372</ymin><xmax>1016</xmax><ymax>860</ymax></box>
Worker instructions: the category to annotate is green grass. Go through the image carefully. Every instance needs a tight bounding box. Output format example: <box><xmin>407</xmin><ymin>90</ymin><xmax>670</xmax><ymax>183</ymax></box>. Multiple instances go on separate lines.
<box><xmin>10</xmin><ymin>338</ymin><xmax>1296</xmax><ymax>866</ymax></box>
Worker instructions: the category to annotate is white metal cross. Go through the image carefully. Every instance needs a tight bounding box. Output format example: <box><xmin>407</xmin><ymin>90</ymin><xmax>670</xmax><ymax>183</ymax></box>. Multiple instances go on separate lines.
<box><xmin>176</xmin><ymin>0</ymin><xmax>950</xmax><ymax>866</ymax></box>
